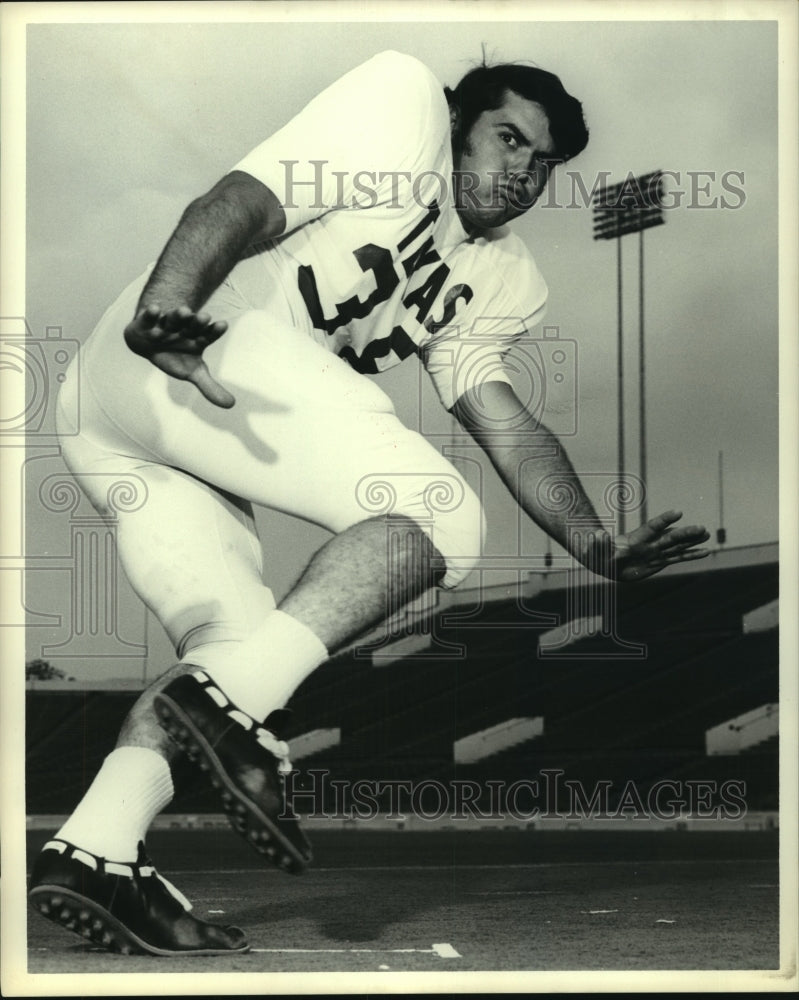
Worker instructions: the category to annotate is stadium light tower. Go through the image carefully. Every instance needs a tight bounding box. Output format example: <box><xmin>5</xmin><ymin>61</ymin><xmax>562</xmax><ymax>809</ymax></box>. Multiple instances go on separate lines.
<box><xmin>592</xmin><ymin>171</ymin><xmax>665</xmax><ymax>534</ymax></box>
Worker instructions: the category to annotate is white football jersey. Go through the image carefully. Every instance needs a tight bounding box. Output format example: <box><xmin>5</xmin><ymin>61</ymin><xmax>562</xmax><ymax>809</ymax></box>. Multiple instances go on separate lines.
<box><xmin>226</xmin><ymin>50</ymin><xmax>549</xmax><ymax>410</ymax></box>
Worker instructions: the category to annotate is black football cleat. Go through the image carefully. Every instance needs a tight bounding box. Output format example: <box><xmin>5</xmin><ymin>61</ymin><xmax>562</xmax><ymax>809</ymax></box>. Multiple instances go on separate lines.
<box><xmin>154</xmin><ymin>670</ymin><xmax>312</xmax><ymax>874</ymax></box>
<box><xmin>28</xmin><ymin>839</ymin><xmax>249</xmax><ymax>956</ymax></box>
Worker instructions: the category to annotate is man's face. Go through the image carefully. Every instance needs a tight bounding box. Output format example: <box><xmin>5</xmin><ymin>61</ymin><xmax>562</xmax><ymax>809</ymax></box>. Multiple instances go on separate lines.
<box><xmin>453</xmin><ymin>90</ymin><xmax>557</xmax><ymax>231</ymax></box>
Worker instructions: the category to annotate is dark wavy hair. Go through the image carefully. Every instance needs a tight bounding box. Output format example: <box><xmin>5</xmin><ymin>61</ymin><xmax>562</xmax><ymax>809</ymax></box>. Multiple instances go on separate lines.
<box><xmin>445</xmin><ymin>61</ymin><xmax>589</xmax><ymax>163</ymax></box>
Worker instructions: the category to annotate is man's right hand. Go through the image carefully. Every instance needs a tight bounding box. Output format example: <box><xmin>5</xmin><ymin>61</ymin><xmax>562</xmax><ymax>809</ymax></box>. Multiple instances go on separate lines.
<box><xmin>124</xmin><ymin>305</ymin><xmax>235</xmax><ymax>409</ymax></box>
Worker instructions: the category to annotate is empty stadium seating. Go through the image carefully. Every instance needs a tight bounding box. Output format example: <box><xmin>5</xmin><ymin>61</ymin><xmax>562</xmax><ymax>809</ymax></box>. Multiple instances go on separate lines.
<box><xmin>25</xmin><ymin>560</ymin><xmax>779</xmax><ymax>816</ymax></box>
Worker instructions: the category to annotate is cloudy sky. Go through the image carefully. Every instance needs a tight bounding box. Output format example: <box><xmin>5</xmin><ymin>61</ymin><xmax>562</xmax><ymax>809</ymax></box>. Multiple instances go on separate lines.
<box><xmin>12</xmin><ymin>7</ymin><xmax>788</xmax><ymax>678</ymax></box>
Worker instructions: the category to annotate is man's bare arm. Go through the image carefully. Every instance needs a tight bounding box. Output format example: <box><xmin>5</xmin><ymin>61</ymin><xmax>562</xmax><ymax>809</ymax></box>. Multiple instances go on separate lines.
<box><xmin>135</xmin><ymin>170</ymin><xmax>286</xmax><ymax>314</ymax></box>
<box><xmin>124</xmin><ymin>171</ymin><xmax>286</xmax><ymax>408</ymax></box>
<box><xmin>452</xmin><ymin>380</ymin><xmax>710</xmax><ymax>580</ymax></box>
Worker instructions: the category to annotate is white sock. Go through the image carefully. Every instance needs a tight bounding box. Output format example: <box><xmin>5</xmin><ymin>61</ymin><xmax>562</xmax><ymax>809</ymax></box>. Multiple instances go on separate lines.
<box><xmin>183</xmin><ymin>610</ymin><xmax>328</xmax><ymax>721</ymax></box>
<box><xmin>56</xmin><ymin>747</ymin><xmax>173</xmax><ymax>861</ymax></box>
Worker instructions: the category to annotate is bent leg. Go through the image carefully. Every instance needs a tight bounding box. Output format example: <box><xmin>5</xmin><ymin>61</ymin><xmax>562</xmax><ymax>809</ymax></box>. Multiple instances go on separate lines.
<box><xmin>49</xmin><ymin>306</ymin><xmax>484</xmax><ymax>884</ymax></box>
<box><xmin>125</xmin><ymin>310</ymin><xmax>485</xmax><ymax>645</ymax></box>
<box><xmin>280</xmin><ymin>515</ymin><xmax>441</xmax><ymax>650</ymax></box>
<box><xmin>62</xmin><ymin>308</ymin><xmax>485</xmax><ymax>723</ymax></box>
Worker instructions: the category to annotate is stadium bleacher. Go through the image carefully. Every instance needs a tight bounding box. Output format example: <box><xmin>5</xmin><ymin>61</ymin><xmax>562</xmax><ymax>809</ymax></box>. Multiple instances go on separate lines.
<box><xmin>26</xmin><ymin>558</ymin><xmax>779</xmax><ymax>817</ymax></box>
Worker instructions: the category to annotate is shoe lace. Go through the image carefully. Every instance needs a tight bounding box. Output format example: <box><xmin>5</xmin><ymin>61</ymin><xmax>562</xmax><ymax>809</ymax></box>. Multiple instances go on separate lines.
<box><xmin>255</xmin><ymin>727</ymin><xmax>293</xmax><ymax>775</ymax></box>
<box><xmin>154</xmin><ymin>871</ymin><xmax>193</xmax><ymax>911</ymax></box>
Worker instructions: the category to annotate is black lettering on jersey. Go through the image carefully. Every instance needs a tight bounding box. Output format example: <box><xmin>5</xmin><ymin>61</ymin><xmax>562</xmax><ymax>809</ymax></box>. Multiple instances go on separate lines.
<box><xmin>425</xmin><ymin>282</ymin><xmax>475</xmax><ymax>333</ymax></box>
<box><xmin>338</xmin><ymin>325</ymin><xmax>420</xmax><ymax>375</ymax></box>
<box><xmin>397</xmin><ymin>201</ymin><xmax>441</xmax><ymax>252</ymax></box>
<box><xmin>297</xmin><ymin>263</ymin><xmax>326</xmax><ymax>331</ymax></box>
<box><xmin>338</xmin><ymin>244</ymin><xmax>399</xmax><ymax>327</ymax></box>
<box><xmin>402</xmin><ymin>263</ymin><xmax>449</xmax><ymax>325</ymax></box>
<box><xmin>400</xmin><ymin>235</ymin><xmax>440</xmax><ymax>279</ymax></box>
<box><xmin>298</xmin><ymin>243</ymin><xmax>399</xmax><ymax>336</ymax></box>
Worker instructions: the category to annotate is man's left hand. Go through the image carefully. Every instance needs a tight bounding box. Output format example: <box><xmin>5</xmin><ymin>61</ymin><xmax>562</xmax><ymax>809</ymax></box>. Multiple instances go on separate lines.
<box><xmin>594</xmin><ymin>509</ymin><xmax>711</xmax><ymax>582</ymax></box>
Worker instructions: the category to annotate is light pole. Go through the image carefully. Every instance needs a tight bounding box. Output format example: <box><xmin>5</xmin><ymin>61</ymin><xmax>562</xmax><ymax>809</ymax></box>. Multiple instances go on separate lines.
<box><xmin>593</xmin><ymin>171</ymin><xmax>665</xmax><ymax>534</ymax></box>
<box><xmin>717</xmin><ymin>450</ymin><xmax>727</xmax><ymax>546</ymax></box>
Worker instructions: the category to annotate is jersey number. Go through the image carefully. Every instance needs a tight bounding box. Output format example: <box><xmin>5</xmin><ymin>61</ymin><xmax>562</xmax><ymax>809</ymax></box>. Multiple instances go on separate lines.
<box><xmin>297</xmin><ymin>243</ymin><xmax>398</xmax><ymax>336</ymax></box>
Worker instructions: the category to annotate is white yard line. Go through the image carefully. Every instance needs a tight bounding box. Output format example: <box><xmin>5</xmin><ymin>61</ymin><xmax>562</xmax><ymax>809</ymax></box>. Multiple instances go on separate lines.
<box><xmin>31</xmin><ymin>943</ymin><xmax>464</xmax><ymax>958</ymax></box>
<box><xmin>250</xmin><ymin>942</ymin><xmax>461</xmax><ymax>958</ymax></box>
<box><xmin>172</xmin><ymin>858</ymin><xmax>774</xmax><ymax>875</ymax></box>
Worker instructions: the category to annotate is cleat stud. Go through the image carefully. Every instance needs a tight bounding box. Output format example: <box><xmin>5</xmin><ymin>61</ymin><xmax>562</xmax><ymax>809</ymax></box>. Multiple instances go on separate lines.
<box><xmin>60</xmin><ymin>908</ymin><xmax>71</xmax><ymax>920</ymax></box>
<box><xmin>92</xmin><ymin>919</ymin><xmax>103</xmax><ymax>931</ymax></box>
<box><xmin>39</xmin><ymin>903</ymin><xmax>51</xmax><ymax>915</ymax></box>
<box><xmin>79</xmin><ymin>909</ymin><xmax>90</xmax><ymax>921</ymax></box>
<box><xmin>102</xmin><ymin>932</ymin><xmax>113</xmax><ymax>945</ymax></box>
<box><xmin>50</xmin><ymin>895</ymin><xmax>63</xmax><ymax>907</ymax></box>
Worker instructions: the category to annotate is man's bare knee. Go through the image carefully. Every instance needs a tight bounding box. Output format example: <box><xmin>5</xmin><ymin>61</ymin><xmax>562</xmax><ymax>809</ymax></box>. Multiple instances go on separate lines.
<box><xmin>424</xmin><ymin>484</ymin><xmax>486</xmax><ymax>590</ymax></box>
